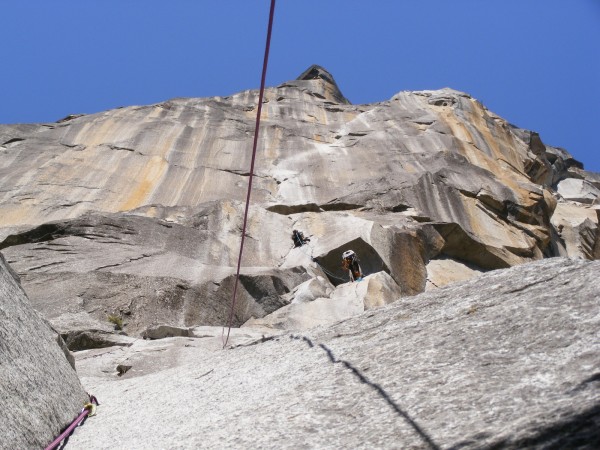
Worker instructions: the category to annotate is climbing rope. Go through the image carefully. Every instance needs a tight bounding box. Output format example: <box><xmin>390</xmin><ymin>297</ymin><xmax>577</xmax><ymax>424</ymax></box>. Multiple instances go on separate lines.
<box><xmin>319</xmin><ymin>263</ymin><xmax>350</xmax><ymax>283</ymax></box>
<box><xmin>426</xmin><ymin>277</ymin><xmax>441</xmax><ymax>288</ymax></box>
<box><xmin>223</xmin><ymin>0</ymin><xmax>277</xmax><ymax>348</ymax></box>
<box><xmin>44</xmin><ymin>395</ymin><xmax>99</xmax><ymax>450</ymax></box>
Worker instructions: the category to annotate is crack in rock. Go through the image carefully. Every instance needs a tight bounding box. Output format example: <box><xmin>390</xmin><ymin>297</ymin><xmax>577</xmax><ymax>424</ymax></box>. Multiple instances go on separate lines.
<box><xmin>28</xmin><ymin>261</ymin><xmax>66</xmax><ymax>272</ymax></box>
<box><xmin>1</xmin><ymin>138</ymin><xmax>25</xmax><ymax>148</ymax></box>
<box><xmin>94</xmin><ymin>253</ymin><xmax>153</xmax><ymax>271</ymax></box>
<box><xmin>107</xmin><ymin>144</ymin><xmax>137</xmax><ymax>153</ymax></box>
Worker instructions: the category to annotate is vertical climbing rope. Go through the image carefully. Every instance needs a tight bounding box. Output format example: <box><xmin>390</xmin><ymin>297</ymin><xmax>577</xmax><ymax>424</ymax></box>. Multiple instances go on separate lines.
<box><xmin>223</xmin><ymin>0</ymin><xmax>276</xmax><ymax>348</ymax></box>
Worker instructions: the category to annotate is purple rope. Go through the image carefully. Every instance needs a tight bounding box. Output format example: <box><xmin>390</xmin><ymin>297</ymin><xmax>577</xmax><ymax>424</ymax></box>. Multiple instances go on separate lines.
<box><xmin>223</xmin><ymin>0</ymin><xmax>277</xmax><ymax>348</ymax></box>
<box><xmin>44</xmin><ymin>396</ymin><xmax>98</xmax><ymax>450</ymax></box>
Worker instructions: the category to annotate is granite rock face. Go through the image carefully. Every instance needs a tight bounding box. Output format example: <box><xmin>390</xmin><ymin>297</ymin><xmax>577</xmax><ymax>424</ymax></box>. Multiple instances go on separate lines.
<box><xmin>551</xmin><ymin>203</ymin><xmax>600</xmax><ymax>260</ymax></box>
<box><xmin>67</xmin><ymin>257</ymin><xmax>600</xmax><ymax>449</ymax></box>
<box><xmin>0</xmin><ymin>208</ymin><xmax>311</xmax><ymax>343</ymax></box>
<box><xmin>2</xmin><ymin>66</ymin><xmax>599</xmax><ymax>447</ymax></box>
<box><xmin>0</xmin><ymin>65</ymin><xmax>598</xmax><ymax>345</ymax></box>
<box><xmin>0</xmin><ymin>253</ymin><xmax>88</xmax><ymax>450</ymax></box>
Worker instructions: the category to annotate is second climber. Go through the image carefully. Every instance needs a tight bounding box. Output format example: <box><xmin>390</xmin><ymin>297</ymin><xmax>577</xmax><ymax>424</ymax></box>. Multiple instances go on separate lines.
<box><xmin>342</xmin><ymin>250</ymin><xmax>363</xmax><ymax>282</ymax></box>
<box><xmin>292</xmin><ymin>229</ymin><xmax>311</xmax><ymax>248</ymax></box>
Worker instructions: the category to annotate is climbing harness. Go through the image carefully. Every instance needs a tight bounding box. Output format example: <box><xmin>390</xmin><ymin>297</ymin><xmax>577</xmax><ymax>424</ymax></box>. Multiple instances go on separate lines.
<box><xmin>44</xmin><ymin>395</ymin><xmax>99</xmax><ymax>450</ymax></box>
<box><xmin>223</xmin><ymin>0</ymin><xmax>277</xmax><ymax>348</ymax></box>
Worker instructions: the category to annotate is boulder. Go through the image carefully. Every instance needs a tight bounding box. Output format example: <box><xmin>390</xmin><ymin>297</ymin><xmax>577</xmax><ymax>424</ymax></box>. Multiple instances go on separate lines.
<box><xmin>142</xmin><ymin>324</ymin><xmax>193</xmax><ymax>340</ymax></box>
<box><xmin>244</xmin><ymin>271</ymin><xmax>403</xmax><ymax>331</ymax></box>
<box><xmin>62</xmin><ymin>330</ymin><xmax>136</xmax><ymax>351</ymax></box>
<box><xmin>0</xmin><ymin>253</ymin><xmax>88</xmax><ymax>449</ymax></box>
<box><xmin>284</xmin><ymin>276</ymin><xmax>333</xmax><ymax>304</ymax></box>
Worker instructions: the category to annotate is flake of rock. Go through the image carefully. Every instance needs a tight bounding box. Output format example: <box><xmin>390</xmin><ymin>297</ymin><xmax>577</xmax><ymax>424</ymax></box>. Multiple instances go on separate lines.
<box><xmin>62</xmin><ymin>330</ymin><xmax>137</xmax><ymax>351</ymax></box>
<box><xmin>142</xmin><ymin>324</ymin><xmax>193</xmax><ymax>339</ymax></box>
<box><xmin>557</xmin><ymin>178</ymin><xmax>600</xmax><ymax>204</ymax></box>
<box><xmin>425</xmin><ymin>256</ymin><xmax>484</xmax><ymax>289</ymax></box>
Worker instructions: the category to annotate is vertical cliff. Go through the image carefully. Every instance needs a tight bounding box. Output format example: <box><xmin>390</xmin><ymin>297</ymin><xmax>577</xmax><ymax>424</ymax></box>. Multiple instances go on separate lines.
<box><xmin>0</xmin><ymin>65</ymin><xmax>597</xmax><ymax>338</ymax></box>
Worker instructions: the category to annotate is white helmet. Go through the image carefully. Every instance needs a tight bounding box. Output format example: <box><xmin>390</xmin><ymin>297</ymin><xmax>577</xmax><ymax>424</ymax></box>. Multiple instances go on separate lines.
<box><xmin>342</xmin><ymin>250</ymin><xmax>355</xmax><ymax>259</ymax></box>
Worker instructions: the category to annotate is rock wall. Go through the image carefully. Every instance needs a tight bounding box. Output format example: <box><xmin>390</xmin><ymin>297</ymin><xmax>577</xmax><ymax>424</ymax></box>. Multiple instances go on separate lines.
<box><xmin>1</xmin><ymin>65</ymin><xmax>599</xmax><ymax>447</ymax></box>
<box><xmin>0</xmin><ymin>65</ymin><xmax>598</xmax><ymax>344</ymax></box>
<box><xmin>0</xmin><ymin>253</ymin><xmax>88</xmax><ymax>450</ymax></box>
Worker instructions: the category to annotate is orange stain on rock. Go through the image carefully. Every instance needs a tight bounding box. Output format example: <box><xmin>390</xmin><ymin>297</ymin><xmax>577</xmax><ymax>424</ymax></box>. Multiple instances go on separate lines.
<box><xmin>119</xmin><ymin>156</ymin><xmax>168</xmax><ymax>211</ymax></box>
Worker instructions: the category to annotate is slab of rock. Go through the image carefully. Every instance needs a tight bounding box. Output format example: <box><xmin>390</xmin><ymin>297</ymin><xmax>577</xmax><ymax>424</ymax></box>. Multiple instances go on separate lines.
<box><xmin>557</xmin><ymin>178</ymin><xmax>600</xmax><ymax>204</ymax></box>
<box><xmin>0</xmin><ymin>208</ymin><xmax>311</xmax><ymax>344</ymax></box>
<box><xmin>311</xmin><ymin>256</ymin><xmax>600</xmax><ymax>448</ymax></box>
<box><xmin>74</xmin><ymin>326</ymin><xmax>279</xmax><ymax>380</ymax></box>
<box><xmin>142</xmin><ymin>324</ymin><xmax>194</xmax><ymax>339</ymax></box>
<box><xmin>0</xmin><ymin>253</ymin><xmax>88</xmax><ymax>449</ymax></box>
<box><xmin>425</xmin><ymin>256</ymin><xmax>484</xmax><ymax>289</ymax></box>
<box><xmin>67</xmin><ymin>257</ymin><xmax>600</xmax><ymax>449</ymax></box>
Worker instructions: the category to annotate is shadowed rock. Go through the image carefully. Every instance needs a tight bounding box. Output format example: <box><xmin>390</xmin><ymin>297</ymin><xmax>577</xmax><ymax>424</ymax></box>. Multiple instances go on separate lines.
<box><xmin>293</xmin><ymin>64</ymin><xmax>350</xmax><ymax>104</ymax></box>
<box><xmin>0</xmin><ymin>208</ymin><xmax>310</xmax><ymax>343</ymax></box>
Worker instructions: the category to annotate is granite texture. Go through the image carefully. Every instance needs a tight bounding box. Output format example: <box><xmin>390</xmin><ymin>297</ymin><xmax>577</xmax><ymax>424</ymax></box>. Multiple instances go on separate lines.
<box><xmin>0</xmin><ymin>253</ymin><xmax>88</xmax><ymax>450</ymax></box>
<box><xmin>67</xmin><ymin>257</ymin><xmax>600</xmax><ymax>449</ymax></box>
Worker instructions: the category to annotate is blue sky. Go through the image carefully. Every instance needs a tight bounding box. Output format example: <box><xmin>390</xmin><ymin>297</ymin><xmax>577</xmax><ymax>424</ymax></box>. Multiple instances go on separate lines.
<box><xmin>2</xmin><ymin>1</ymin><xmax>599</xmax><ymax>172</ymax></box>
